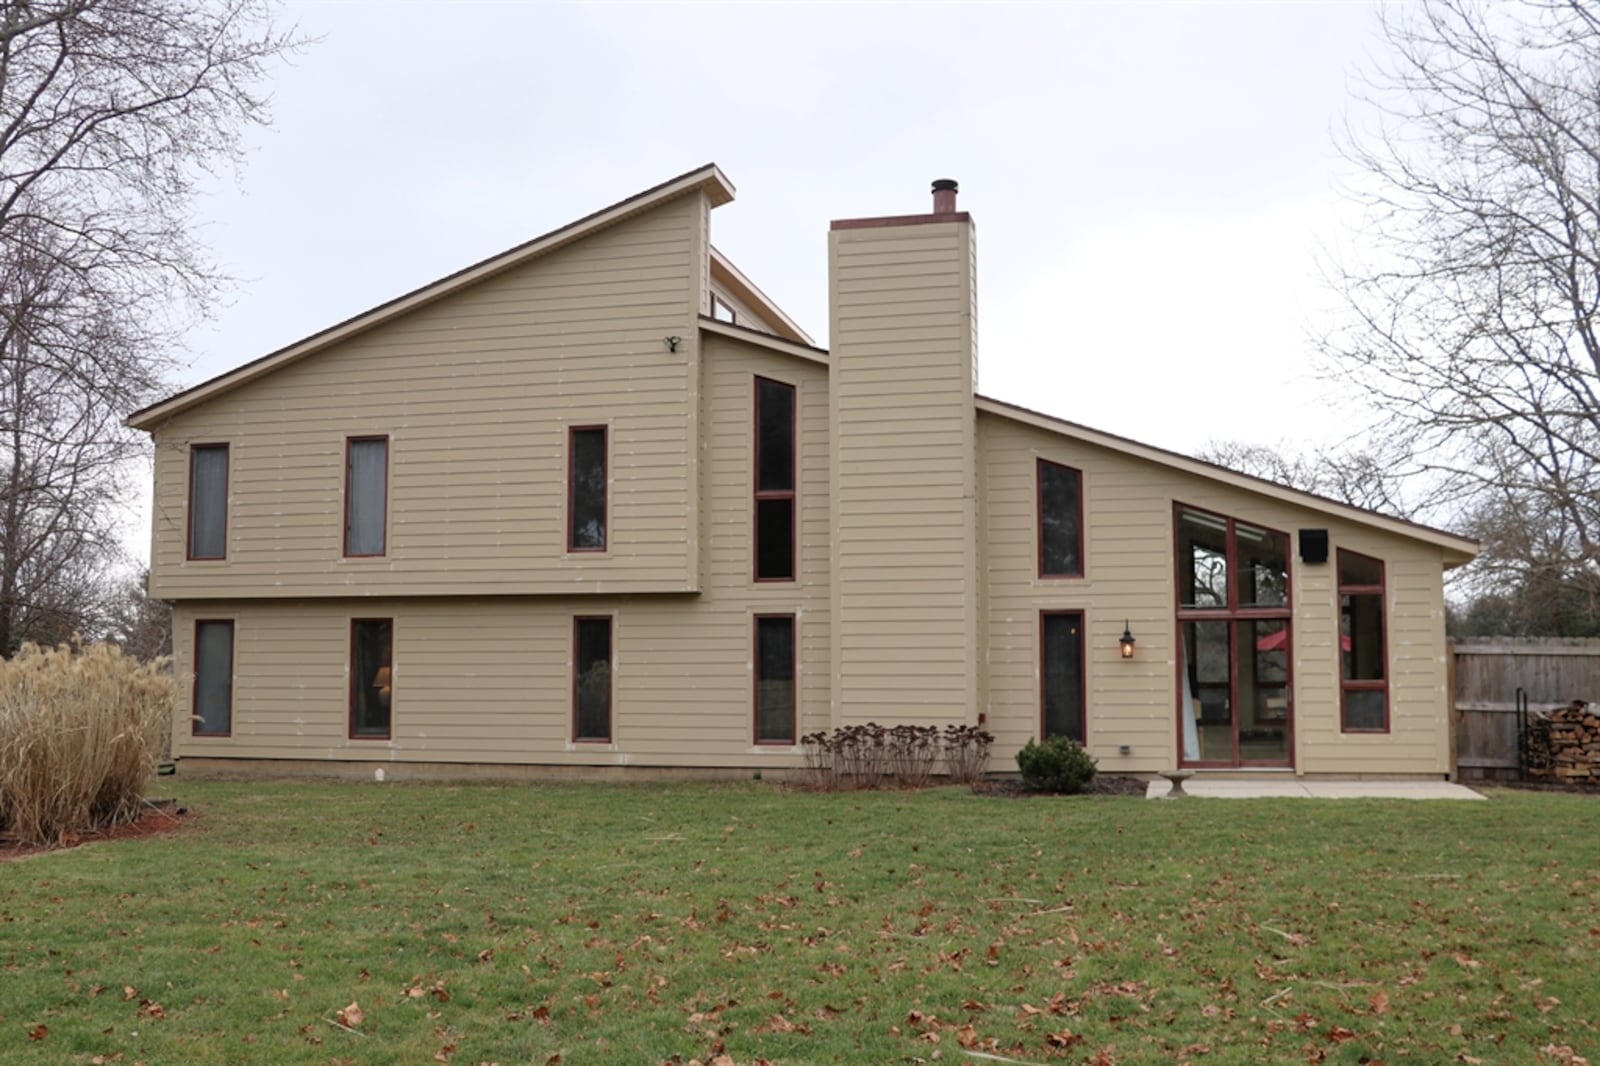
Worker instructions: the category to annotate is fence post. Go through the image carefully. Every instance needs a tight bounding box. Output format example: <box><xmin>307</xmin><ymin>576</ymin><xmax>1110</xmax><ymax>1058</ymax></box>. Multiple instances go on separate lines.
<box><xmin>1447</xmin><ymin>638</ymin><xmax>1458</xmax><ymax>781</ymax></box>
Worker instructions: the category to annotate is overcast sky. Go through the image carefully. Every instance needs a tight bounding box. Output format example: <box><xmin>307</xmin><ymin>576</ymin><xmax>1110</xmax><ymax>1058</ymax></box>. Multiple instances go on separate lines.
<box><xmin>180</xmin><ymin>0</ymin><xmax>1389</xmax><ymax>460</ymax></box>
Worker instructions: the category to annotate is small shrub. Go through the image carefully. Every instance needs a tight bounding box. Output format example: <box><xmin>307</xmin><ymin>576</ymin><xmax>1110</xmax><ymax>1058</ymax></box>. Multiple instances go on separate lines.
<box><xmin>1016</xmin><ymin>736</ymin><xmax>1098</xmax><ymax>794</ymax></box>
<box><xmin>0</xmin><ymin>641</ymin><xmax>177</xmax><ymax>847</ymax></box>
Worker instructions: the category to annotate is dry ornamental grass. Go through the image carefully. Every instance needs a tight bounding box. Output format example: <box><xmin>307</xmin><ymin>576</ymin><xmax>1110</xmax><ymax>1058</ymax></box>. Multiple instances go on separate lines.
<box><xmin>0</xmin><ymin>641</ymin><xmax>176</xmax><ymax>846</ymax></box>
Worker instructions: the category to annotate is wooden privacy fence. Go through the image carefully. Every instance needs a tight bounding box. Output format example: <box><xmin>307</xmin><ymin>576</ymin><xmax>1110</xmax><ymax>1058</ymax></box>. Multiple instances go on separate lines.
<box><xmin>1452</xmin><ymin>638</ymin><xmax>1600</xmax><ymax>780</ymax></box>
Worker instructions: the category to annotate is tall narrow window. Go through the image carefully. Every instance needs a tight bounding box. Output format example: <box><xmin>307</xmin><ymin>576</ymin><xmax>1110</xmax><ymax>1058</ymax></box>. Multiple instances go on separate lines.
<box><xmin>755</xmin><ymin>615</ymin><xmax>796</xmax><ymax>744</ymax></box>
<box><xmin>573</xmin><ymin>617</ymin><xmax>613</xmax><ymax>742</ymax></box>
<box><xmin>193</xmin><ymin>620</ymin><xmax>234</xmax><ymax>736</ymax></box>
<box><xmin>345</xmin><ymin>436</ymin><xmax>388</xmax><ymax>557</ymax></box>
<box><xmin>1038</xmin><ymin>458</ymin><xmax>1083</xmax><ymax>577</ymax></box>
<box><xmin>188</xmin><ymin>444</ymin><xmax>229</xmax><ymax>560</ymax></box>
<box><xmin>568</xmin><ymin>426</ymin><xmax>607</xmax><ymax>551</ymax></box>
<box><xmin>754</xmin><ymin>377</ymin><xmax>796</xmax><ymax>581</ymax></box>
<box><xmin>1041</xmin><ymin>611</ymin><xmax>1085</xmax><ymax>742</ymax></box>
<box><xmin>1338</xmin><ymin>550</ymin><xmax>1388</xmax><ymax>732</ymax></box>
<box><xmin>350</xmin><ymin>619</ymin><xmax>393</xmax><ymax>739</ymax></box>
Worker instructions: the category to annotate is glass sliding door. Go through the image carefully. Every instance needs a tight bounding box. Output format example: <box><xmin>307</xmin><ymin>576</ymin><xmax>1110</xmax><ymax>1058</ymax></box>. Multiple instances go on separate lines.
<box><xmin>1176</xmin><ymin>506</ymin><xmax>1293</xmax><ymax>767</ymax></box>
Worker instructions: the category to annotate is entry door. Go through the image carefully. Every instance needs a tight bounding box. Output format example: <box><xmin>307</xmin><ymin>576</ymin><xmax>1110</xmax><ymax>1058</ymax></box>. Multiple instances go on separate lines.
<box><xmin>1180</xmin><ymin>619</ymin><xmax>1292</xmax><ymax>767</ymax></box>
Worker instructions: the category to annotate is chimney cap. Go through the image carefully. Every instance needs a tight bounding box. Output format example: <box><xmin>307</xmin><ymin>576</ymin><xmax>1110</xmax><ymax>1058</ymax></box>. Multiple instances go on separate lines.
<box><xmin>931</xmin><ymin>178</ymin><xmax>959</xmax><ymax>193</ymax></box>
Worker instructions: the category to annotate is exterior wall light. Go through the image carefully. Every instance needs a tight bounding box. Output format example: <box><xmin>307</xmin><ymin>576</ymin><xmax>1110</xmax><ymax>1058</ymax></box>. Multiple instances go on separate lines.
<box><xmin>1119</xmin><ymin>622</ymin><xmax>1136</xmax><ymax>659</ymax></box>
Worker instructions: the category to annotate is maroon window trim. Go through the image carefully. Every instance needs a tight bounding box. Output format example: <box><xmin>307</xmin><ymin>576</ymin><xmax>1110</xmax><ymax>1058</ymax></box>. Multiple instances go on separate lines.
<box><xmin>572</xmin><ymin>615</ymin><xmax>614</xmax><ymax>743</ymax></box>
<box><xmin>343</xmin><ymin>435</ymin><xmax>389</xmax><ymax>558</ymax></box>
<box><xmin>348</xmin><ymin>617</ymin><xmax>394</xmax><ymax>741</ymax></box>
<box><xmin>753</xmin><ymin>613</ymin><xmax>798</xmax><ymax>745</ymax></box>
<box><xmin>567</xmin><ymin>425</ymin><xmax>608</xmax><ymax>553</ymax></box>
<box><xmin>753</xmin><ymin>376</ymin><xmax>797</xmax><ymax>583</ymax></box>
<box><xmin>1040</xmin><ymin>610</ymin><xmax>1087</xmax><ymax>745</ymax></box>
<box><xmin>1036</xmin><ymin>457</ymin><xmax>1084</xmax><ymax>579</ymax></box>
<box><xmin>186</xmin><ymin>443</ymin><xmax>229</xmax><ymax>560</ymax></box>
<box><xmin>1172</xmin><ymin>503</ymin><xmax>1296</xmax><ymax>768</ymax></box>
<box><xmin>191</xmin><ymin>618</ymin><xmax>234</xmax><ymax>737</ymax></box>
<box><xmin>1337</xmin><ymin>549</ymin><xmax>1389</xmax><ymax>734</ymax></box>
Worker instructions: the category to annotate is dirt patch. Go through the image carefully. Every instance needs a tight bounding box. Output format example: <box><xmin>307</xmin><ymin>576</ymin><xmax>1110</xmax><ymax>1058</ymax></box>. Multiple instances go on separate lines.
<box><xmin>1492</xmin><ymin>780</ymin><xmax>1600</xmax><ymax>797</ymax></box>
<box><xmin>0</xmin><ymin>802</ymin><xmax>193</xmax><ymax>862</ymax></box>
<box><xmin>971</xmin><ymin>774</ymin><xmax>1150</xmax><ymax>798</ymax></box>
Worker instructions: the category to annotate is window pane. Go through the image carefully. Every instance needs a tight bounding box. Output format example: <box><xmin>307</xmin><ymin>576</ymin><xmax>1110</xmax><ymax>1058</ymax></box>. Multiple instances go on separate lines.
<box><xmin>1042</xmin><ymin>613</ymin><xmax>1084</xmax><ymax>742</ymax></box>
<box><xmin>351</xmin><ymin>620</ymin><xmax>392</xmax><ymax>738</ymax></box>
<box><xmin>756</xmin><ymin>379</ymin><xmax>794</xmax><ymax>493</ymax></box>
<box><xmin>1178</xmin><ymin>509</ymin><xmax>1229</xmax><ymax>608</ymax></box>
<box><xmin>1237</xmin><ymin>524</ymin><xmax>1288</xmax><ymax>607</ymax></box>
<box><xmin>194</xmin><ymin>621</ymin><xmax>233</xmax><ymax>735</ymax></box>
<box><xmin>1038</xmin><ymin>460</ymin><xmax>1082</xmax><ymax>576</ymax></box>
<box><xmin>756</xmin><ymin>617</ymin><xmax>795</xmax><ymax>742</ymax></box>
<box><xmin>1339</xmin><ymin>551</ymin><xmax>1382</xmax><ymax>587</ymax></box>
<box><xmin>1341</xmin><ymin>594</ymin><xmax>1385</xmax><ymax>680</ymax></box>
<box><xmin>188</xmin><ymin>445</ymin><xmax>228</xmax><ymax>559</ymax></box>
<box><xmin>346</xmin><ymin>438</ymin><xmax>388</xmax><ymax>555</ymax></box>
<box><xmin>1237</xmin><ymin>620</ymin><xmax>1289</xmax><ymax>761</ymax></box>
<box><xmin>569</xmin><ymin>428</ymin><xmax>607</xmax><ymax>550</ymax></box>
<box><xmin>755</xmin><ymin>497</ymin><xmax>794</xmax><ymax>580</ymax></box>
<box><xmin>1343</xmin><ymin>689</ymin><xmax>1387</xmax><ymax>731</ymax></box>
<box><xmin>575</xmin><ymin>618</ymin><xmax>612</xmax><ymax>741</ymax></box>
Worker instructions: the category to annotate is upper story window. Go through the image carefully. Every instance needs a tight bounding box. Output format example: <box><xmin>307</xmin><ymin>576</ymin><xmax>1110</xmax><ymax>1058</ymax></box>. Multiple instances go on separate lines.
<box><xmin>754</xmin><ymin>377</ymin><xmax>795</xmax><ymax>581</ymax></box>
<box><xmin>1037</xmin><ymin>458</ymin><xmax>1083</xmax><ymax>578</ymax></box>
<box><xmin>712</xmin><ymin>294</ymin><xmax>737</xmax><ymax>324</ymax></box>
<box><xmin>569</xmin><ymin>426</ymin><xmax>607</xmax><ymax>552</ymax></box>
<box><xmin>344</xmin><ymin>436</ymin><xmax>389</xmax><ymax>557</ymax></box>
<box><xmin>1177</xmin><ymin>508</ymin><xmax>1289</xmax><ymax>611</ymax></box>
<box><xmin>1338</xmin><ymin>550</ymin><xmax>1388</xmax><ymax>732</ymax></box>
<box><xmin>187</xmin><ymin>443</ymin><xmax>229</xmax><ymax>560</ymax></box>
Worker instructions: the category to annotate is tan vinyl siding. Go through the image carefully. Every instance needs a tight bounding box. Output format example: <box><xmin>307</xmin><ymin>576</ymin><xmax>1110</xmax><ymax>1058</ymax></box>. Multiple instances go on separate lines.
<box><xmin>148</xmin><ymin>194</ymin><xmax>707</xmax><ymax>600</ymax></box>
<box><xmin>170</xmin><ymin>333</ymin><xmax>832</xmax><ymax>768</ymax></box>
<box><xmin>829</xmin><ymin>220</ymin><xmax>978</xmax><ymax>726</ymax></box>
<box><xmin>709</xmin><ymin>281</ymin><xmax>778</xmax><ymax>335</ymax></box>
<box><xmin>978</xmin><ymin>411</ymin><xmax>1451</xmax><ymax>777</ymax></box>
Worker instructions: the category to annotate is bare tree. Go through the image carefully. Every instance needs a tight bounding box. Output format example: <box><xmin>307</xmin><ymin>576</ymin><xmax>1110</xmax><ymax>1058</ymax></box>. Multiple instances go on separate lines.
<box><xmin>1324</xmin><ymin>0</ymin><xmax>1600</xmax><ymax>617</ymax></box>
<box><xmin>0</xmin><ymin>1</ymin><xmax>301</xmax><ymax>654</ymax></box>
<box><xmin>1197</xmin><ymin>439</ymin><xmax>1431</xmax><ymax>517</ymax></box>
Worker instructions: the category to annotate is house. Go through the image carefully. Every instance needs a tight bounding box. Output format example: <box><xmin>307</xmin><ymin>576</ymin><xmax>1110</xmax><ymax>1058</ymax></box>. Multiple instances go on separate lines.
<box><xmin>128</xmin><ymin>165</ymin><xmax>1477</xmax><ymax>780</ymax></box>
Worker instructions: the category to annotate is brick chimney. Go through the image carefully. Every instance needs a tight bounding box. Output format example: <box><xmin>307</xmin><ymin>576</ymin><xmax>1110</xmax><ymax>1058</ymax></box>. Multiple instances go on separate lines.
<box><xmin>826</xmin><ymin>181</ymin><xmax>980</xmax><ymax>728</ymax></box>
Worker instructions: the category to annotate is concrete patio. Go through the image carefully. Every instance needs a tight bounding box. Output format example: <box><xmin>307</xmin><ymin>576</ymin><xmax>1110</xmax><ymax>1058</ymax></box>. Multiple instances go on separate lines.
<box><xmin>1145</xmin><ymin>777</ymin><xmax>1486</xmax><ymax>800</ymax></box>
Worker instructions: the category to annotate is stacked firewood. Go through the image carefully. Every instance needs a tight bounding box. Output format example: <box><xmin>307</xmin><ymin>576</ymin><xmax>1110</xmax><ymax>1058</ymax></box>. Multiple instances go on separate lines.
<box><xmin>1526</xmin><ymin>700</ymin><xmax>1600</xmax><ymax>781</ymax></box>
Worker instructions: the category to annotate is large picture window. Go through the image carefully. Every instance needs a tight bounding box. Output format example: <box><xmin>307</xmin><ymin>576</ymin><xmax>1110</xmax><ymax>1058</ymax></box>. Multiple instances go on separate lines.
<box><xmin>350</xmin><ymin>619</ymin><xmax>393</xmax><ymax>739</ymax></box>
<box><xmin>193</xmin><ymin>620</ymin><xmax>234</xmax><ymax>736</ymax></box>
<box><xmin>1037</xmin><ymin>459</ymin><xmax>1083</xmax><ymax>578</ymax></box>
<box><xmin>1041</xmin><ymin>611</ymin><xmax>1085</xmax><ymax>743</ymax></box>
<box><xmin>754</xmin><ymin>377</ymin><xmax>795</xmax><ymax>581</ymax></box>
<box><xmin>1175</xmin><ymin>505</ymin><xmax>1293</xmax><ymax>767</ymax></box>
<box><xmin>187</xmin><ymin>444</ymin><xmax>229</xmax><ymax>560</ymax></box>
<box><xmin>569</xmin><ymin>426</ymin><xmax>607</xmax><ymax>551</ymax></box>
<box><xmin>1338</xmin><ymin>550</ymin><xmax>1388</xmax><ymax>732</ymax></box>
<box><xmin>573</xmin><ymin>617</ymin><xmax>613</xmax><ymax>742</ymax></box>
<box><xmin>344</xmin><ymin>436</ymin><xmax>389</xmax><ymax>557</ymax></box>
<box><xmin>755</xmin><ymin>615</ymin><xmax>796</xmax><ymax>744</ymax></box>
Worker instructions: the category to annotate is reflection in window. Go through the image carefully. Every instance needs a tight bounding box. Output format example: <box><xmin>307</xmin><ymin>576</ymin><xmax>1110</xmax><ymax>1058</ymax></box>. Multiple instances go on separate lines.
<box><xmin>193</xmin><ymin>620</ymin><xmax>234</xmax><ymax>736</ymax></box>
<box><xmin>574</xmin><ymin>617</ymin><xmax>613</xmax><ymax>741</ymax></box>
<box><xmin>1339</xmin><ymin>550</ymin><xmax>1387</xmax><ymax>731</ymax></box>
<box><xmin>1237</xmin><ymin>523</ymin><xmax>1289</xmax><ymax>607</ymax></box>
<box><xmin>188</xmin><ymin>444</ymin><xmax>229</xmax><ymax>559</ymax></box>
<box><xmin>1038</xmin><ymin>459</ymin><xmax>1083</xmax><ymax>577</ymax></box>
<box><xmin>1041</xmin><ymin>612</ymin><xmax>1085</xmax><ymax>742</ymax></box>
<box><xmin>755</xmin><ymin>616</ymin><xmax>795</xmax><ymax>743</ymax></box>
<box><xmin>754</xmin><ymin>377</ymin><xmax>795</xmax><ymax>581</ymax></box>
<box><xmin>569</xmin><ymin>427</ymin><xmax>607</xmax><ymax>551</ymax></box>
<box><xmin>1178</xmin><ymin>509</ymin><xmax>1229</xmax><ymax>608</ymax></box>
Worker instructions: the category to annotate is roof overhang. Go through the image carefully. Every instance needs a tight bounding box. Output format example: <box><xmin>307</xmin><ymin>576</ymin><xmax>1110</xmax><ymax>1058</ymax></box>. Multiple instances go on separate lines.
<box><xmin>708</xmin><ymin>247</ymin><xmax>813</xmax><ymax>346</ymax></box>
<box><xmin>128</xmin><ymin>163</ymin><xmax>736</xmax><ymax>430</ymax></box>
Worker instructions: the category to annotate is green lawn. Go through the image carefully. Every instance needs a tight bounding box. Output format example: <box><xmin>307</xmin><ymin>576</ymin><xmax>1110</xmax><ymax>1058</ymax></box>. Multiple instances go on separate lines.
<box><xmin>2</xmin><ymin>781</ymin><xmax>1597</xmax><ymax>1065</ymax></box>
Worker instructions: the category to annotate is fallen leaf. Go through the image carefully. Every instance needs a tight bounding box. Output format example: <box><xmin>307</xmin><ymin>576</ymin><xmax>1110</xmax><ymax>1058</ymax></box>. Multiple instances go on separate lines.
<box><xmin>27</xmin><ymin>1024</ymin><xmax>47</xmax><ymax>1042</ymax></box>
<box><xmin>337</xmin><ymin>1002</ymin><xmax>365</xmax><ymax>1028</ymax></box>
<box><xmin>1370</xmin><ymin>990</ymin><xmax>1391</xmax><ymax>1015</ymax></box>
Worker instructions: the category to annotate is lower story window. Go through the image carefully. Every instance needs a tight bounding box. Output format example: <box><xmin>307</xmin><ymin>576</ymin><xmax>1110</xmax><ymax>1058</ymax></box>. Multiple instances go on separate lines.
<box><xmin>755</xmin><ymin>615</ymin><xmax>796</xmax><ymax>743</ymax></box>
<box><xmin>1339</xmin><ymin>550</ymin><xmax>1388</xmax><ymax>732</ymax></box>
<box><xmin>193</xmin><ymin>620</ymin><xmax>234</xmax><ymax>736</ymax></box>
<box><xmin>1041</xmin><ymin>611</ymin><xmax>1085</xmax><ymax>743</ymax></box>
<box><xmin>350</xmin><ymin>619</ymin><xmax>393</xmax><ymax>739</ymax></box>
<box><xmin>574</xmin><ymin>617</ymin><xmax>613</xmax><ymax>742</ymax></box>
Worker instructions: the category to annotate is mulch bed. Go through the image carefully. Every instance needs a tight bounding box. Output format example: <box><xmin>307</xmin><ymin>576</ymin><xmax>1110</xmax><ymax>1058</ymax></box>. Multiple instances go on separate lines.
<box><xmin>1492</xmin><ymin>779</ymin><xmax>1600</xmax><ymax>797</ymax></box>
<box><xmin>971</xmin><ymin>774</ymin><xmax>1150</xmax><ymax>798</ymax></box>
<box><xmin>0</xmin><ymin>801</ymin><xmax>192</xmax><ymax>863</ymax></box>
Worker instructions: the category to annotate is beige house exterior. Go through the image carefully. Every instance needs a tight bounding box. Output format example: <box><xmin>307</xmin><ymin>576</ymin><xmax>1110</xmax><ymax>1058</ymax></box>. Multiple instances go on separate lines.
<box><xmin>130</xmin><ymin>165</ymin><xmax>1476</xmax><ymax>780</ymax></box>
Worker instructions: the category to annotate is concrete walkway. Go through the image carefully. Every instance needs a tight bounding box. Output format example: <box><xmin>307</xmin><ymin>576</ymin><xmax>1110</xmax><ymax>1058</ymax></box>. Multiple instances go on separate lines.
<box><xmin>1145</xmin><ymin>778</ymin><xmax>1485</xmax><ymax>800</ymax></box>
